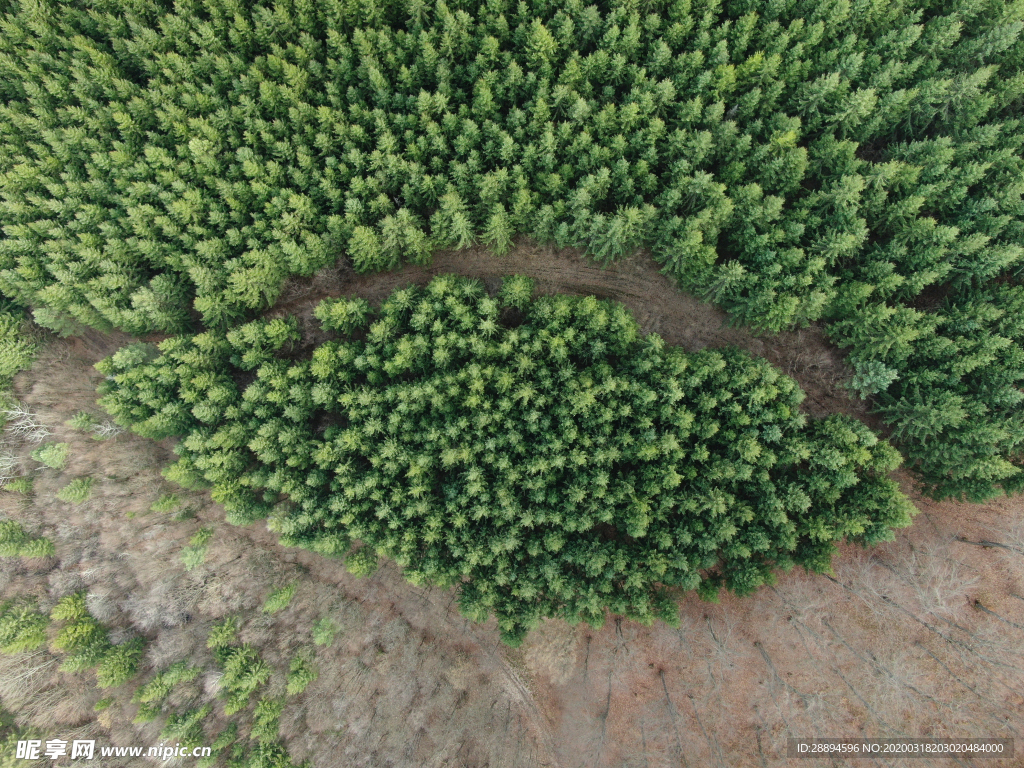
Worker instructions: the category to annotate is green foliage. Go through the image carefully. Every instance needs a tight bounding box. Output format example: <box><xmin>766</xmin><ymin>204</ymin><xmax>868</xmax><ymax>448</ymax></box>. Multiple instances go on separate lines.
<box><xmin>181</xmin><ymin>528</ymin><xmax>214</xmax><ymax>571</ymax></box>
<box><xmin>48</xmin><ymin>591</ymin><xmax>146</xmax><ymax>686</ymax></box>
<box><xmin>207</xmin><ymin>617</ymin><xmax>239</xmax><ymax>650</ymax></box>
<box><xmin>261</xmin><ymin>585</ymin><xmax>296</xmax><ymax>615</ymax></box>
<box><xmin>93</xmin><ymin>697</ymin><xmax>114</xmax><ymax>712</ymax></box>
<box><xmin>56</xmin><ymin>477</ymin><xmax>94</xmax><ymax>504</ymax></box>
<box><xmin>0</xmin><ymin>520</ymin><xmax>54</xmax><ymax>558</ymax></box>
<box><xmin>66</xmin><ymin>411</ymin><xmax>98</xmax><ymax>432</ymax></box>
<box><xmin>0</xmin><ymin>599</ymin><xmax>48</xmax><ymax>654</ymax></box>
<box><xmin>0</xmin><ymin>706</ymin><xmax>44</xmax><ymax>768</ymax></box>
<box><xmin>150</xmin><ymin>493</ymin><xmax>181</xmax><ymax>513</ymax></box>
<box><xmin>49</xmin><ymin>592</ymin><xmax>87</xmax><ymax>622</ymax></box>
<box><xmin>96</xmin><ymin>638</ymin><xmax>145</xmax><ymax>688</ymax></box>
<box><xmin>199</xmin><ymin>724</ymin><xmax>238</xmax><ymax>768</ymax></box>
<box><xmin>0</xmin><ymin>0</ymin><xmax>1023</xmax><ymax>499</ymax></box>
<box><xmin>499</xmin><ymin>275</ymin><xmax>535</xmax><ymax>310</ymax></box>
<box><xmin>344</xmin><ymin>549</ymin><xmax>378</xmax><ymax>578</ymax></box>
<box><xmin>314</xmin><ymin>298</ymin><xmax>372</xmax><ymax>335</ymax></box>
<box><xmin>217</xmin><ymin>645</ymin><xmax>271</xmax><ymax>715</ymax></box>
<box><xmin>30</xmin><ymin>443</ymin><xmax>69</xmax><ymax>470</ymax></box>
<box><xmin>846</xmin><ymin>360</ymin><xmax>900</xmax><ymax>400</ymax></box>
<box><xmin>286</xmin><ymin>651</ymin><xmax>318</xmax><ymax>697</ymax></box>
<box><xmin>0</xmin><ymin>309</ymin><xmax>37</xmax><ymax>391</ymax></box>
<box><xmin>250</xmin><ymin>698</ymin><xmax>284</xmax><ymax>743</ymax></box>
<box><xmin>311</xmin><ymin>618</ymin><xmax>338</xmax><ymax>648</ymax></box>
<box><xmin>160</xmin><ymin>704</ymin><xmax>212</xmax><ymax>752</ymax></box>
<box><xmin>99</xmin><ymin>277</ymin><xmax>914</xmax><ymax>644</ymax></box>
<box><xmin>2</xmin><ymin>477</ymin><xmax>32</xmax><ymax>495</ymax></box>
<box><xmin>134</xmin><ymin>661</ymin><xmax>201</xmax><ymax>706</ymax></box>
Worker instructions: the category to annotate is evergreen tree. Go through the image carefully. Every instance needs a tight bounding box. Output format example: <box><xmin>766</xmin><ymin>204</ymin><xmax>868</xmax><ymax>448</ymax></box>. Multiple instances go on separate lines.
<box><xmin>98</xmin><ymin>276</ymin><xmax>915</xmax><ymax>644</ymax></box>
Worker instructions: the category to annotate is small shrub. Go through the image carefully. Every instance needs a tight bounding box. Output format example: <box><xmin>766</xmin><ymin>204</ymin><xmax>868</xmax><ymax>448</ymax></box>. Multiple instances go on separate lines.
<box><xmin>499</xmin><ymin>275</ymin><xmax>535</xmax><ymax>309</ymax></box>
<box><xmin>134</xmin><ymin>702</ymin><xmax>162</xmax><ymax>723</ymax></box>
<box><xmin>847</xmin><ymin>359</ymin><xmax>900</xmax><ymax>399</ymax></box>
<box><xmin>50</xmin><ymin>592</ymin><xmax>88</xmax><ymax>622</ymax></box>
<box><xmin>3</xmin><ymin>476</ymin><xmax>32</xmax><ymax>495</ymax></box>
<box><xmin>174</xmin><ymin>505</ymin><xmax>198</xmax><ymax>521</ymax></box>
<box><xmin>0</xmin><ymin>309</ymin><xmax>37</xmax><ymax>390</ymax></box>
<box><xmin>30</xmin><ymin>442</ymin><xmax>69</xmax><ymax>470</ymax></box>
<box><xmin>250</xmin><ymin>697</ymin><xmax>283</xmax><ymax>743</ymax></box>
<box><xmin>286</xmin><ymin>651</ymin><xmax>318</xmax><ymax>696</ymax></box>
<box><xmin>345</xmin><ymin>548</ymin><xmax>378</xmax><ymax>577</ymax></box>
<box><xmin>150</xmin><ymin>493</ymin><xmax>181</xmax><ymax>513</ymax></box>
<box><xmin>218</xmin><ymin>645</ymin><xmax>270</xmax><ymax>715</ymax></box>
<box><xmin>181</xmin><ymin>528</ymin><xmax>213</xmax><ymax>571</ymax></box>
<box><xmin>261</xmin><ymin>584</ymin><xmax>296</xmax><ymax>615</ymax></box>
<box><xmin>134</xmin><ymin>661</ymin><xmax>201</xmax><ymax>705</ymax></box>
<box><xmin>160</xmin><ymin>704</ymin><xmax>212</xmax><ymax>751</ymax></box>
<box><xmin>56</xmin><ymin>477</ymin><xmax>94</xmax><ymax>504</ymax></box>
<box><xmin>94</xmin><ymin>697</ymin><xmax>114</xmax><ymax>712</ymax></box>
<box><xmin>0</xmin><ymin>520</ymin><xmax>54</xmax><ymax>558</ymax></box>
<box><xmin>314</xmin><ymin>297</ymin><xmax>372</xmax><ymax>334</ymax></box>
<box><xmin>96</xmin><ymin>638</ymin><xmax>145</xmax><ymax>688</ymax></box>
<box><xmin>312</xmin><ymin>617</ymin><xmax>338</xmax><ymax>647</ymax></box>
<box><xmin>50</xmin><ymin>592</ymin><xmax>113</xmax><ymax>672</ymax></box>
<box><xmin>0</xmin><ymin>599</ymin><xmax>49</xmax><ymax>654</ymax></box>
<box><xmin>66</xmin><ymin>411</ymin><xmax>98</xmax><ymax>431</ymax></box>
<box><xmin>200</xmin><ymin>723</ymin><xmax>238</xmax><ymax>768</ymax></box>
<box><xmin>206</xmin><ymin>617</ymin><xmax>238</xmax><ymax>650</ymax></box>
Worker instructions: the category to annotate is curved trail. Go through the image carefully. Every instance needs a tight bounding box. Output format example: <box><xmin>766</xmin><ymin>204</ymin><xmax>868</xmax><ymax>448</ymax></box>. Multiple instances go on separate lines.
<box><xmin>274</xmin><ymin>240</ymin><xmax>868</xmax><ymax>420</ymax></box>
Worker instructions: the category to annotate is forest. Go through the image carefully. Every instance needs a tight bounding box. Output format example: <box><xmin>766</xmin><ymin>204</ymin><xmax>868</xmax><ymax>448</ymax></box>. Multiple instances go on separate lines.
<box><xmin>1</xmin><ymin>0</ymin><xmax>1023</xmax><ymax>499</ymax></box>
<box><xmin>0</xmin><ymin>0</ymin><xmax>1022</xmax><ymax>764</ymax></box>
<box><xmin>95</xmin><ymin>275</ymin><xmax>915</xmax><ymax>644</ymax></box>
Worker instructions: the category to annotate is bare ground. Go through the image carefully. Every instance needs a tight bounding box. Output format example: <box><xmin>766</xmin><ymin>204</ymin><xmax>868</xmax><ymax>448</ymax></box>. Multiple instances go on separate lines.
<box><xmin>0</xmin><ymin>245</ymin><xmax>1021</xmax><ymax>767</ymax></box>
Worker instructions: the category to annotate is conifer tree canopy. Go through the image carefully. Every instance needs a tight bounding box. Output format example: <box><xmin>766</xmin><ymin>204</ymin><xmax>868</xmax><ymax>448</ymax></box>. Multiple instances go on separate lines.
<box><xmin>3</xmin><ymin>0</ymin><xmax>1024</xmax><ymax>499</ymax></box>
<box><xmin>97</xmin><ymin>276</ymin><xmax>914</xmax><ymax>644</ymax></box>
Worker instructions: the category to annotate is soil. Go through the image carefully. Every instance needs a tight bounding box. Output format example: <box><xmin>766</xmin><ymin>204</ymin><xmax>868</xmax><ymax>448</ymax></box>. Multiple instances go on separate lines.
<box><xmin>1</xmin><ymin>244</ymin><xmax>1021</xmax><ymax>767</ymax></box>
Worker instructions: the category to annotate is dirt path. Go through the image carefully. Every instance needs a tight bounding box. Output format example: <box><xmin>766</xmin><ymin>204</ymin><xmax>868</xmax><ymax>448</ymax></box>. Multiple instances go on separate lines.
<box><xmin>274</xmin><ymin>240</ymin><xmax>868</xmax><ymax>421</ymax></box>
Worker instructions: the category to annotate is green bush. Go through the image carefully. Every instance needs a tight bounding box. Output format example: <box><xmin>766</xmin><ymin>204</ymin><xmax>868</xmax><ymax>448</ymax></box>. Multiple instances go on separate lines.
<box><xmin>311</xmin><ymin>618</ymin><xmax>338</xmax><ymax>648</ymax></box>
<box><xmin>217</xmin><ymin>645</ymin><xmax>271</xmax><ymax>715</ymax></box>
<box><xmin>56</xmin><ymin>477</ymin><xmax>94</xmax><ymax>504</ymax></box>
<box><xmin>150</xmin><ymin>493</ymin><xmax>182</xmax><ymax>513</ymax></box>
<box><xmin>313</xmin><ymin>298</ymin><xmax>373</xmax><ymax>336</ymax></box>
<box><xmin>0</xmin><ymin>520</ymin><xmax>54</xmax><ymax>558</ymax></box>
<box><xmin>160</xmin><ymin>705</ymin><xmax>212</xmax><ymax>753</ymax></box>
<box><xmin>250</xmin><ymin>698</ymin><xmax>284</xmax><ymax>744</ymax></box>
<box><xmin>96</xmin><ymin>638</ymin><xmax>145</xmax><ymax>688</ymax></box>
<box><xmin>261</xmin><ymin>585</ymin><xmax>296</xmax><ymax>615</ymax></box>
<box><xmin>99</xmin><ymin>277</ymin><xmax>915</xmax><ymax>644</ymax></box>
<box><xmin>286</xmin><ymin>651</ymin><xmax>318</xmax><ymax>697</ymax></box>
<box><xmin>0</xmin><ymin>599</ymin><xmax>48</xmax><ymax>654</ymax></box>
<box><xmin>48</xmin><ymin>591</ymin><xmax>146</xmax><ymax>686</ymax></box>
<box><xmin>134</xmin><ymin>661</ymin><xmax>201</xmax><ymax>707</ymax></box>
<box><xmin>66</xmin><ymin>411</ymin><xmax>98</xmax><ymax>432</ymax></box>
<box><xmin>2</xmin><ymin>477</ymin><xmax>32</xmax><ymax>495</ymax></box>
<box><xmin>93</xmin><ymin>698</ymin><xmax>114</xmax><ymax>712</ymax></box>
<box><xmin>181</xmin><ymin>528</ymin><xmax>213</xmax><ymax>571</ymax></box>
<box><xmin>0</xmin><ymin>309</ymin><xmax>36</xmax><ymax>391</ymax></box>
<box><xmin>30</xmin><ymin>443</ymin><xmax>69</xmax><ymax>470</ymax></box>
<box><xmin>206</xmin><ymin>617</ymin><xmax>238</xmax><ymax>651</ymax></box>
